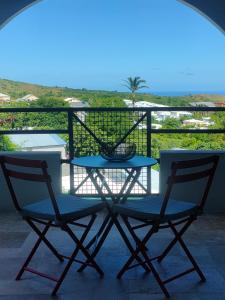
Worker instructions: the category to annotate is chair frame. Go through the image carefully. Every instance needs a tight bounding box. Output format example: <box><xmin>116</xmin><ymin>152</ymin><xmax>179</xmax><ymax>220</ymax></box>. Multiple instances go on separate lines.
<box><xmin>115</xmin><ymin>155</ymin><xmax>219</xmax><ymax>298</ymax></box>
<box><xmin>0</xmin><ymin>155</ymin><xmax>104</xmax><ymax>295</ymax></box>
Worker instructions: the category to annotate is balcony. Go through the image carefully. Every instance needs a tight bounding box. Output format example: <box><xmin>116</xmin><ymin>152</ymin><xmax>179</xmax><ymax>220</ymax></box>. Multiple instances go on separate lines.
<box><xmin>0</xmin><ymin>106</ymin><xmax>225</xmax><ymax>298</ymax></box>
<box><xmin>0</xmin><ymin>212</ymin><xmax>225</xmax><ymax>299</ymax></box>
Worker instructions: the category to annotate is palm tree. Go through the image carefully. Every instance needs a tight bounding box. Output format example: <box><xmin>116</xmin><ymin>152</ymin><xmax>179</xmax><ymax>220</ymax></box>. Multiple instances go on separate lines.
<box><xmin>123</xmin><ymin>76</ymin><xmax>149</xmax><ymax>105</ymax></box>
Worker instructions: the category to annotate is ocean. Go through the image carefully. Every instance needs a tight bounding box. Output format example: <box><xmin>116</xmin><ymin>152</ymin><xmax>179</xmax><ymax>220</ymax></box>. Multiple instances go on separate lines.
<box><xmin>152</xmin><ymin>91</ymin><xmax>225</xmax><ymax>97</ymax></box>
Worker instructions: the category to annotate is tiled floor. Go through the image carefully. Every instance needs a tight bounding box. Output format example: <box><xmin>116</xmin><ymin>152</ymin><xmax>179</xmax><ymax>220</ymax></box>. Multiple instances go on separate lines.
<box><xmin>0</xmin><ymin>212</ymin><xmax>225</xmax><ymax>300</ymax></box>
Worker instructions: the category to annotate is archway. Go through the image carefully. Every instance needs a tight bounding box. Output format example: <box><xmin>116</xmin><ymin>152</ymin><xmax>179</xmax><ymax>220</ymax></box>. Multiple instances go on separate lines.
<box><xmin>0</xmin><ymin>0</ymin><xmax>225</xmax><ymax>34</ymax></box>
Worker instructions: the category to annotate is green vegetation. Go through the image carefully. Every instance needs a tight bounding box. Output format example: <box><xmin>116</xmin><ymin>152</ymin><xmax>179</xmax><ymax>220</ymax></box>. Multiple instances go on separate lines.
<box><xmin>30</xmin><ymin>97</ymin><xmax>68</xmax><ymax>108</ymax></box>
<box><xmin>0</xmin><ymin>135</ymin><xmax>16</xmax><ymax>151</ymax></box>
<box><xmin>1</xmin><ymin>78</ymin><xmax>225</xmax><ymax>106</ymax></box>
<box><xmin>0</xmin><ymin>78</ymin><xmax>225</xmax><ymax>157</ymax></box>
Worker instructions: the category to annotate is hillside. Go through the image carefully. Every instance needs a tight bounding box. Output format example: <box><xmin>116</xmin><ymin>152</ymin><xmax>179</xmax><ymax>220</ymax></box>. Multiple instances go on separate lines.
<box><xmin>0</xmin><ymin>78</ymin><xmax>225</xmax><ymax>107</ymax></box>
<box><xmin>187</xmin><ymin>93</ymin><xmax>225</xmax><ymax>102</ymax></box>
<box><xmin>0</xmin><ymin>78</ymin><xmax>86</xmax><ymax>99</ymax></box>
<box><xmin>0</xmin><ymin>78</ymin><xmax>132</xmax><ymax>105</ymax></box>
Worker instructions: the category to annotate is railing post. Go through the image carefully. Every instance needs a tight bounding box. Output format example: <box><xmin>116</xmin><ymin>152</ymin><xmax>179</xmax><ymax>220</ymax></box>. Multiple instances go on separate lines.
<box><xmin>146</xmin><ymin>110</ymin><xmax>152</xmax><ymax>194</ymax></box>
<box><xmin>68</xmin><ymin>109</ymin><xmax>75</xmax><ymax>194</ymax></box>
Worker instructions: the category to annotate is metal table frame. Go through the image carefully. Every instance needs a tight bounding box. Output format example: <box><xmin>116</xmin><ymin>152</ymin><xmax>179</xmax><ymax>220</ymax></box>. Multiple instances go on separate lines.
<box><xmin>71</xmin><ymin>155</ymin><xmax>157</xmax><ymax>273</ymax></box>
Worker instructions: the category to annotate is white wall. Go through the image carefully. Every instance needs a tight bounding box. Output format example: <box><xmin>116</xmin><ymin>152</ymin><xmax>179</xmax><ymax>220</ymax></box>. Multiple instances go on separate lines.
<box><xmin>160</xmin><ymin>150</ymin><xmax>225</xmax><ymax>213</ymax></box>
<box><xmin>0</xmin><ymin>151</ymin><xmax>62</xmax><ymax>211</ymax></box>
<box><xmin>23</xmin><ymin>146</ymin><xmax>67</xmax><ymax>159</ymax></box>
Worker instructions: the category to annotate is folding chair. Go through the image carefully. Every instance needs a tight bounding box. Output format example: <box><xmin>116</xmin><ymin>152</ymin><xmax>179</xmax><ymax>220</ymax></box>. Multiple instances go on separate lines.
<box><xmin>0</xmin><ymin>155</ymin><xmax>105</xmax><ymax>295</ymax></box>
<box><xmin>114</xmin><ymin>155</ymin><xmax>219</xmax><ymax>298</ymax></box>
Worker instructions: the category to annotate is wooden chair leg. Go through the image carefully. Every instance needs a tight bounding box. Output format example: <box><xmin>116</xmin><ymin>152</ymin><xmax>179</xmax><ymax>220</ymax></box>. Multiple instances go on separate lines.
<box><xmin>27</xmin><ymin>219</ymin><xmax>63</xmax><ymax>261</ymax></box>
<box><xmin>16</xmin><ymin>220</ymin><xmax>63</xmax><ymax>280</ymax></box>
<box><xmin>85</xmin><ymin>214</ymin><xmax>111</xmax><ymax>250</ymax></box>
<box><xmin>116</xmin><ymin>216</ymin><xmax>155</xmax><ymax>278</ymax></box>
<box><xmin>118</xmin><ymin>215</ymin><xmax>206</xmax><ymax>298</ymax></box>
<box><xmin>77</xmin><ymin>218</ymin><xmax>114</xmax><ymax>273</ymax></box>
<box><xmin>122</xmin><ymin>216</ymin><xmax>170</xmax><ymax>298</ymax></box>
<box><xmin>157</xmin><ymin>218</ymin><xmax>193</xmax><ymax>263</ymax></box>
<box><xmin>79</xmin><ymin>214</ymin><xmax>149</xmax><ymax>275</ymax></box>
<box><xmin>17</xmin><ymin>215</ymin><xmax>103</xmax><ymax>296</ymax></box>
<box><xmin>168</xmin><ymin>221</ymin><xmax>206</xmax><ymax>282</ymax></box>
<box><xmin>64</xmin><ymin>224</ymin><xmax>104</xmax><ymax>276</ymax></box>
<box><xmin>113</xmin><ymin>215</ymin><xmax>150</xmax><ymax>275</ymax></box>
<box><xmin>52</xmin><ymin>215</ymin><xmax>97</xmax><ymax>295</ymax></box>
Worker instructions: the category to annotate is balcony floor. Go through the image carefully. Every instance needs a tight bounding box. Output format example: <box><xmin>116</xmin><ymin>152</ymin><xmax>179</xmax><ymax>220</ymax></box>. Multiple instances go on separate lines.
<box><xmin>0</xmin><ymin>212</ymin><xmax>225</xmax><ymax>299</ymax></box>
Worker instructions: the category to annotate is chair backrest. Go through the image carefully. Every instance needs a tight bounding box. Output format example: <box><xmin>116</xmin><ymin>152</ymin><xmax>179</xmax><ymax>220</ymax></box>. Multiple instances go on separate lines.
<box><xmin>0</xmin><ymin>155</ymin><xmax>61</xmax><ymax>220</ymax></box>
<box><xmin>160</xmin><ymin>155</ymin><xmax>219</xmax><ymax>218</ymax></box>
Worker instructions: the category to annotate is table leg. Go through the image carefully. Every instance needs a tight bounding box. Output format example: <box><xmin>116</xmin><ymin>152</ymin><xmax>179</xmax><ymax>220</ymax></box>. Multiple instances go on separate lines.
<box><xmin>120</xmin><ymin>168</ymin><xmax>141</xmax><ymax>203</ymax></box>
<box><xmin>85</xmin><ymin>213</ymin><xmax>111</xmax><ymax>250</ymax></box>
<box><xmin>112</xmin><ymin>214</ymin><xmax>150</xmax><ymax>273</ymax></box>
<box><xmin>78</xmin><ymin>168</ymin><xmax>113</xmax><ymax>260</ymax></box>
<box><xmin>116</xmin><ymin>168</ymin><xmax>138</xmax><ymax>202</ymax></box>
<box><xmin>77</xmin><ymin>216</ymin><xmax>114</xmax><ymax>273</ymax></box>
<box><xmin>124</xmin><ymin>168</ymin><xmax>148</xmax><ymax>193</ymax></box>
<box><xmin>77</xmin><ymin>167</ymin><xmax>148</xmax><ymax>274</ymax></box>
<box><xmin>95</xmin><ymin>168</ymin><xmax>141</xmax><ymax>203</ymax></box>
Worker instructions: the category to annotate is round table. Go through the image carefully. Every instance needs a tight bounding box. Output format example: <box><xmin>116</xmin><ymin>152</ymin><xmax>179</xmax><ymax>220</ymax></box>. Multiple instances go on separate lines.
<box><xmin>71</xmin><ymin>155</ymin><xmax>157</xmax><ymax>202</ymax></box>
<box><xmin>72</xmin><ymin>155</ymin><xmax>157</xmax><ymax>170</ymax></box>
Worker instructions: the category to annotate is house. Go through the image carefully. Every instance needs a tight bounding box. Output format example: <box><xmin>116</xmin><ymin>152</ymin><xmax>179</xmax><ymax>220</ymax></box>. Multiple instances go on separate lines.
<box><xmin>0</xmin><ymin>93</ymin><xmax>10</xmax><ymax>102</ymax></box>
<box><xmin>123</xmin><ymin>100</ymin><xmax>166</xmax><ymax>108</ymax></box>
<box><xmin>123</xmin><ymin>99</ymin><xmax>133</xmax><ymax>107</ymax></box>
<box><xmin>137</xmin><ymin>124</ymin><xmax>147</xmax><ymax>130</ymax></box>
<box><xmin>215</xmin><ymin>102</ymin><xmax>225</xmax><ymax>107</ymax></box>
<box><xmin>64</xmin><ymin>97</ymin><xmax>80</xmax><ymax>103</ymax></box>
<box><xmin>190</xmin><ymin>101</ymin><xmax>216</xmax><ymax>107</ymax></box>
<box><xmin>21</xmin><ymin>94</ymin><xmax>39</xmax><ymax>102</ymax></box>
<box><xmin>134</xmin><ymin>101</ymin><xmax>166</xmax><ymax>108</ymax></box>
<box><xmin>152</xmin><ymin>123</ymin><xmax>162</xmax><ymax>129</ymax></box>
<box><xmin>7</xmin><ymin>133</ymin><xmax>67</xmax><ymax>158</ymax></box>
<box><xmin>152</xmin><ymin>111</ymin><xmax>172</xmax><ymax>122</ymax></box>
<box><xmin>182</xmin><ymin>118</ymin><xmax>215</xmax><ymax>128</ymax></box>
<box><xmin>170</xmin><ymin>111</ymin><xmax>192</xmax><ymax>118</ymax></box>
<box><xmin>64</xmin><ymin>98</ymin><xmax>89</xmax><ymax>122</ymax></box>
<box><xmin>202</xmin><ymin>116</ymin><xmax>212</xmax><ymax>121</ymax></box>
<box><xmin>124</xmin><ymin>100</ymin><xmax>192</xmax><ymax>121</ymax></box>
<box><xmin>64</xmin><ymin>97</ymin><xmax>89</xmax><ymax>107</ymax></box>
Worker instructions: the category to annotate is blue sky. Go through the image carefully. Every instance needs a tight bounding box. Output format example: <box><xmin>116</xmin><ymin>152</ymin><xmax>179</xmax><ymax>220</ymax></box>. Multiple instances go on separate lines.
<box><xmin>0</xmin><ymin>0</ymin><xmax>225</xmax><ymax>93</ymax></box>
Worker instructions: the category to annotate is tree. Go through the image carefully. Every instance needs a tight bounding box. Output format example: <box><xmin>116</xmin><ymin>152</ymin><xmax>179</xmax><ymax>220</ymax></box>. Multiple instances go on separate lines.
<box><xmin>162</xmin><ymin>118</ymin><xmax>181</xmax><ymax>129</ymax></box>
<box><xmin>30</xmin><ymin>97</ymin><xmax>68</xmax><ymax>108</ymax></box>
<box><xmin>123</xmin><ymin>76</ymin><xmax>148</xmax><ymax>105</ymax></box>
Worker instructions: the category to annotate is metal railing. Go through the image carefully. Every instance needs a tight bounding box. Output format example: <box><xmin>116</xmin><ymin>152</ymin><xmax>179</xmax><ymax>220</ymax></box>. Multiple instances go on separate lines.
<box><xmin>0</xmin><ymin>106</ymin><xmax>224</xmax><ymax>195</ymax></box>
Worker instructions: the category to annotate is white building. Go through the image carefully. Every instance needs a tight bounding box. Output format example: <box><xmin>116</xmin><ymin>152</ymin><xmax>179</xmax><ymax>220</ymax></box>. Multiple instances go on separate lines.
<box><xmin>137</xmin><ymin>124</ymin><xmax>147</xmax><ymax>130</ymax></box>
<box><xmin>64</xmin><ymin>97</ymin><xmax>83</xmax><ymax>105</ymax></box>
<box><xmin>190</xmin><ymin>101</ymin><xmax>216</xmax><ymax>107</ymax></box>
<box><xmin>0</xmin><ymin>93</ymin><xmax>10</xmax><ymax>102</ymax></box>
<box><xmin>134</xmin><ymin>101</ymin><xmax>166</xmax><ymax>108</ymax></box>
<box><xmin>21</xmin><ymin>94</ymin><xmax>39</xmax><ymax>102</ymax></box>
<box><xmin>123</xmin><ymin>100</ymin><xmax>192</xmax><ymax>121</ymax></box>
<box><xmin>152</xmin><ymin>123</ymin><xmax>162</xmax><ymax>129</ymax></box>
<box><xmin>65</xmin><ymin>97</ymin><xmax>89</xmax><ymax>122</ymax></box>
<box><xmin>7</xmin><ymin>134</ymin><xmax>67</xmax><ymax>158</ymax></box>
<box><xmin>152</xmin><ymin>111</ymin><xmax>171</xmax><ymax>122</ymax></box>
<box><xmin>202</xmin><ymin>116</ymin><xmax>212</xmax><ymax>121</ymax></box>
<box><xmin>182</xmin><ymin>118</ymin><xmax>215</xmax><ymax>128</ymax></box>
<box><xmin>123</xmin><ymin>99</ymin><xmax>133</xmax><ymax>107</ymax></box>
<box><xmin>170</xmin><ymin>111</ymin><xmax>193</xmax><ymax>119</ymax></box>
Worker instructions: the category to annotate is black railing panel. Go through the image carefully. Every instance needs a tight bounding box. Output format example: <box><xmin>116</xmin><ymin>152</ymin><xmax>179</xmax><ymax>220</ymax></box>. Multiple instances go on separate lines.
<box><xmin>0</xmin><ymin>106</ymin><xmax>224</xmax><ymax>196</ymax></box>
<box><xmin>72</xmin><ymin>110</ymin><xmax>149</xmax><ymax>195</ymax></box>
